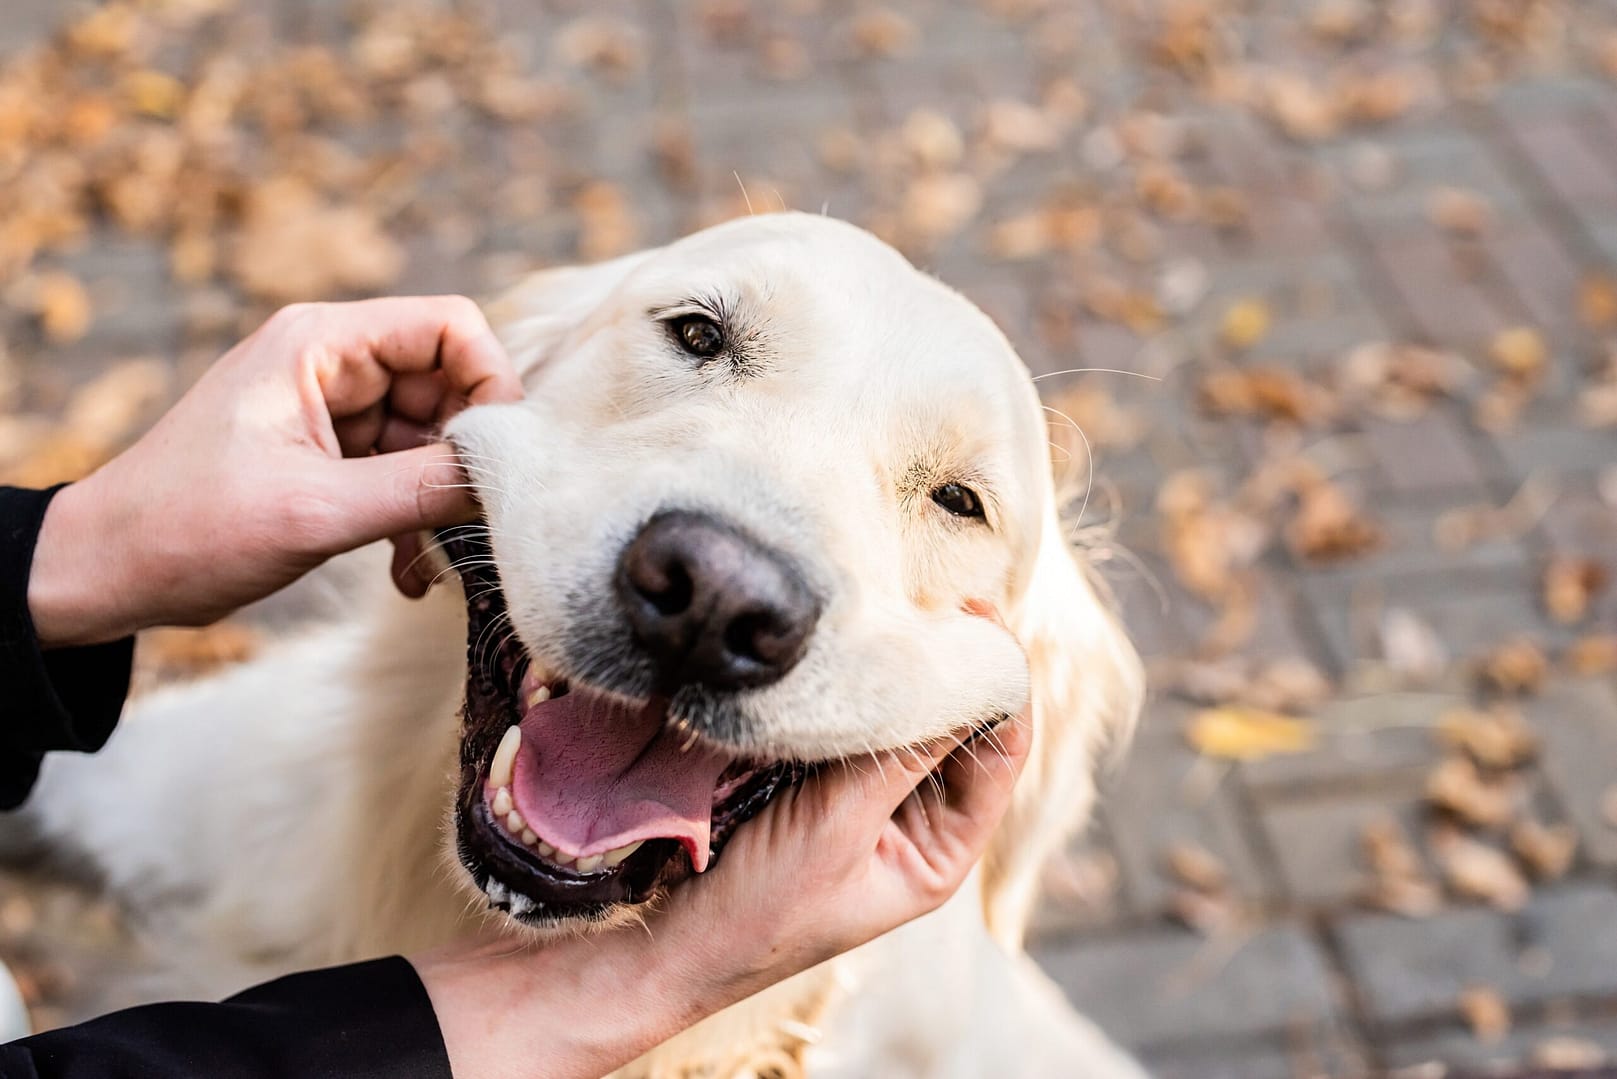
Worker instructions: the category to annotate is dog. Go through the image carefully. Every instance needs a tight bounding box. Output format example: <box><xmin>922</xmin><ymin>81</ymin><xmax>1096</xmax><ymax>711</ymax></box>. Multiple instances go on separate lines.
<box><xmin>19</xmin><ymin>212</ymin><xmax>1146</xmax><ymax>1077</ymax></box>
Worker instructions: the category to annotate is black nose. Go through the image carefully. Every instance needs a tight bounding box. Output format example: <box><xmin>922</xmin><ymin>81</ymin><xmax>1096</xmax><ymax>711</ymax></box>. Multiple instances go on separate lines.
<box><xmin>615</xmin><ymin>511</ymin><xmax>820</xmax><ymax>691</ymax></box>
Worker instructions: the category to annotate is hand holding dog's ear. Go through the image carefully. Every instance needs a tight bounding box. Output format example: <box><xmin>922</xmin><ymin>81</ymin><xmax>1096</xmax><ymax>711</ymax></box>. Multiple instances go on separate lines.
<box><xmin>30</xmin><ymin>297</ymin><xmax>523</xmax><ymax>647</ymax></box>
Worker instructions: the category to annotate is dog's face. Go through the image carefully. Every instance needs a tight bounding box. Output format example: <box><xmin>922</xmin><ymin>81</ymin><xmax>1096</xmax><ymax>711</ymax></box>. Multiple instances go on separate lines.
<box><xmin>442</xmin><ymin>213</ymin><xmax>1135</xmax><ymax>930</ymax></box>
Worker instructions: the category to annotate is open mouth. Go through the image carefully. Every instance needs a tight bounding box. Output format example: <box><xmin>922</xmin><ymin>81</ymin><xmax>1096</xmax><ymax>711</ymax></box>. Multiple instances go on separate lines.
<box><xmin>439</xmin><ymin>526</ymin><xmax>804</xmax><ymax>925</ymax></box>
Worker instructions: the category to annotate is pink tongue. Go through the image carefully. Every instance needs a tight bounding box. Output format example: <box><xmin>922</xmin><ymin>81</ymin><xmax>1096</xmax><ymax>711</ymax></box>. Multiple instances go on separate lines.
<box><xmin>508</xmin><ymin>688</ymin><xmax>732</xmax><ymax>871</ymax></box>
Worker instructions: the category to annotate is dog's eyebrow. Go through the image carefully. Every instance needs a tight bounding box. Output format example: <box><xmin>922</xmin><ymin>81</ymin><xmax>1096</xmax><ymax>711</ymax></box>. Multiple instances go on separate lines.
<box><xmin>648</xmin><ymin>291</ymin><xmax>772</xmax><ymax>377</ymax></box>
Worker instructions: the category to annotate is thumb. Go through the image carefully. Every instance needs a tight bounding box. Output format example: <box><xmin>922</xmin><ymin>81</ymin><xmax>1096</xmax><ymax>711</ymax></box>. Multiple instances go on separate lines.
<box><xmin>323</xmin><ymin>442</ymin><xmax>479</xmax><ymax>550</ymax></box>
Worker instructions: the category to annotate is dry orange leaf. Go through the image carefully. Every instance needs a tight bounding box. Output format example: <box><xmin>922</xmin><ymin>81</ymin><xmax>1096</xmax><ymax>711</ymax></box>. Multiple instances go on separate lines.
<box><xmin>1185</xmin><ymin>706</ymin><xmax>1316</xmax><ymax>761</ymax></box>
<box><xmin>1488</xmin><ymin>326</ymin><xmax>1548</xmax><ymax>384</ymax></box>
<box><xmin>1219</xmin><ymin>298</ymin><xmax>1272</xmax><ymax>351</ymax></box>
<box><xmin>1425</xmin><ymin>756</ymin><xmax>1517</xmax><ymax>829</ymax></box>
<box><xmin>1436</xmin><ymin>706</ymin><xmax>1537</xmax><ymax>770</ymax></box>
<box><xmin>1458</xmin><ymin>984</ymin><xmax>1511</xmax><ymax>1044</ymax></box>
<box><xmin>1285</xmin><ymin>481</ymin><xmax>1381</xmax><ymax>563</ymax></box>
<box><xmin>1566</xmin><ymin>634</ymin><xmax>1617</xmax><ymax>675</ymax></box>
<box><xmin>1580</xmin><ymin>273</ymin><xmax>1617</xmax><ymax>329</ymax></box>
<box><xmin>1542</xmin><ymin>557</ymin><xmax>1609</xmax><ymax>625</ymax></box>
<box><xmin>1431</xmin><ymin>828</ymin><xmax>1529</xmax><ymax>911</ymax></box>
<box><xmin>1511</xmin><ymin>819</ymin><xmax>1576</xmax><ymax>881</ymax></box>
<box><xmin>1161</xmin><ymin>840</ymin><xmax>1228</xmax><ymax>893</ymax></box>
<box><xmin>1429</xmin><ymin>187</ymin><xmax>1492</xmax><ymax>235</ymax></box>
<box><xmin>30</xmin><ymin>272</ymin><xmax>93</xmax><ymax>345</ymax></box>
<box><xmin>1476</xmin><ymin>637</ymin><xmax>1549</xmax><ymax>696</ymax></box>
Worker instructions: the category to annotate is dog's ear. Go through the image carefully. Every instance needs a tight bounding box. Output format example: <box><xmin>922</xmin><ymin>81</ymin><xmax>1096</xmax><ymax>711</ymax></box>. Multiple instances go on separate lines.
<box><xmin>981</xmin><ymin>509</ymin><xmax>1143</xmax><ymax>949</ymax></box>
<box><xmin>483</xmin><ymin>249</ymin><xmax>658</xmax><ymax>376</ymax></box>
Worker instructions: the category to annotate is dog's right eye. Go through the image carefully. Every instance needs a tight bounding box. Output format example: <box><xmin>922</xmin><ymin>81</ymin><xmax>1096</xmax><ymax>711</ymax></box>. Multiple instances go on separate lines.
<box><xmin>669</xmin><ymin>315</ymin><xmax>725</xmax><ymax>358</ymax></box>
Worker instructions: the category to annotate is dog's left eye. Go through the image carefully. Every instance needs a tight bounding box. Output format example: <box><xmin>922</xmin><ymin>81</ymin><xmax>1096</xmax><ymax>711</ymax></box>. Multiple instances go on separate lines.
<box><xmin>932</xmin><ymin>483</ymin><xmax>984</xmax><ymax>519</ymax></box>
<box><xmin>669</xmin><ymin>315</ymin><xmax>725</xmax><ymax>358</ymax></box>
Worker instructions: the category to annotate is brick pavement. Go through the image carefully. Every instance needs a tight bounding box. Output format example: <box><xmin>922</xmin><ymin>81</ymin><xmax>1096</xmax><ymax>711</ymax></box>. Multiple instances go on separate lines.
<box><xmin>3</xmin><ymin>1</ymin><xmax>1617</xmax><ymax>1076</ymax></box>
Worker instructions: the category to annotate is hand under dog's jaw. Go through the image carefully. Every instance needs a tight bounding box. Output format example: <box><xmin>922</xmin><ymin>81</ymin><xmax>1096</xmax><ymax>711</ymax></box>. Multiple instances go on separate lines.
<box><xmin>441</xmin><ymin>525</ymin><xmax>804</xmax><ymax>928</ymax></box>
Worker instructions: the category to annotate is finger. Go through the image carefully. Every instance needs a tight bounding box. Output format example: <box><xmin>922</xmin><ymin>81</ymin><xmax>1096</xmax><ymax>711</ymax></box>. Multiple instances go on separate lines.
<box><xmin>933</xmin><ymin>707</ymin><xmax>1031</xmax><ymax>824</ymax></box>
<box><xmin>390</xmin><ymin>533</ymin><xmax>432</xmax><ymax>598</ymax></box>
<box><xmin>388</xmin><ymin>371</ymin><xmax>451</xmax><ymax>425</ymax></box>
<box><xmin>318</xmin><ymin>441</ymin><xmax>479</xmax><ymax>551</ymax></box>
<box><xmin>302</xmin><ymin>297</ymin><xmax>523</xmax><ymax>420</ymax></box>
<box><xmin>376</xmin><ymin>416</ymin><xmax>435</xmax><ymax>455</ymax></box>
<box><xmin>332</xmin><ymin>402</ymin><xmax>387</xmax><ymax>458</ymax></box>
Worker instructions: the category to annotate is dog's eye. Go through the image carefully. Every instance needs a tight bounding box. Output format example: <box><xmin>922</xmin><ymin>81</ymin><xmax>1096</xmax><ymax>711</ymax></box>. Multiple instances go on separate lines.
<box><xmin>931</xmin><ymin>483</ymin><xmax>984</xmax><ymax>519</ymax></box>
<box><xmin>670</xmin><ymin>315</ymin><xmax>725</xmax><ymax>358</ymax></box>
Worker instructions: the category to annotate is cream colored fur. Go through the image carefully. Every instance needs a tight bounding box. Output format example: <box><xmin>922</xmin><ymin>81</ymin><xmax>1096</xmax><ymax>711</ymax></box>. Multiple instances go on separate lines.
<box><xmin>21</xmin><ymin>214</ymin><xmax>1145</xmax><ymax>1077</ymax></box>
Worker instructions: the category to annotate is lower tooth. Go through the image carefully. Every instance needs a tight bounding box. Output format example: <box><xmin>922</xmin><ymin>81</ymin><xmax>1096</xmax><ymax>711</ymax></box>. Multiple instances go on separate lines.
<box><xmin>505</xmin><ymin>810</ymin><xmax>526</xmax><ymax>835</ymax></box>
<box><xmin>537</xmin><ymin>842</ymin><xmax>556</xmax><ymax>858</ymax></box>
<box><xmin>520</xmin><ymin>829</ymin><xmax>538</xmax><ymax>846</ymax></box>
<box><xmin>603</xmin><ymin>841</ymin><xmax>642</xmax><ymax>866</ymax></box>
<box><xmin>491</xmin><ymin>788</ymin><xmax>513</xmax><ymax>817</ymax></box>
<box><xmin>575</xmin><ymin>854</ymin><xmax>603</xmax><ymax>873</ymax></box>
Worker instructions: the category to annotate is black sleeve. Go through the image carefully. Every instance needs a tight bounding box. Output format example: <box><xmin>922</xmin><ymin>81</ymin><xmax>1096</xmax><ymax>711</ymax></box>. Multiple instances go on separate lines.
<box><xmin>0</xmin><ymin>485</ymin><xmax>136</xmax><ymax>809</ymax></box>
<box><xmin>0</xmin><ymin>956</ymin><xmax>453</xmax><ymax>1078</ymax></box>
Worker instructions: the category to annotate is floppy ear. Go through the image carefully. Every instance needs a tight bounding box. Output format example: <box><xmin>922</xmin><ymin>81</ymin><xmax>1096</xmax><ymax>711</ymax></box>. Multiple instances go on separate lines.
<box><xmin>482</xmin><ymin>249</ymin><xmax>658</xmax><ymax>375</ymax></box>
<box><xmin>980</xmin><ymin>508</ymin><xmax>1144</xmax><ymax>949</ymax></box>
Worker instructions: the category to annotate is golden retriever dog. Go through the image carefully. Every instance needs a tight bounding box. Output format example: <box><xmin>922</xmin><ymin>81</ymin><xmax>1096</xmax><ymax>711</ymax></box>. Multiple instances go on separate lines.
<box><xmin>20</xmin><ymin>213</ymin><xmax>1145</xmax><ymax>1077</ymax></box>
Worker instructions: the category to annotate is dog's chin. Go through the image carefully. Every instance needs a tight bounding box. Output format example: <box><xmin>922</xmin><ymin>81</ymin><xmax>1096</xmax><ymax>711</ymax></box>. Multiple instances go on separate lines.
<box><xmin>439</xmin><ymin>526</ymin><xmax>805</xmax><ymax>929</ymax></box>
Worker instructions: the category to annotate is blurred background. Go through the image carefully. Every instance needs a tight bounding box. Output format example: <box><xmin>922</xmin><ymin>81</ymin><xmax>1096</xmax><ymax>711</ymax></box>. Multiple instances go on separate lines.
<box><xmin>1</xmin><ymin>1</ymin><xmax>1616</xmax><ymax>1076</ymax></box>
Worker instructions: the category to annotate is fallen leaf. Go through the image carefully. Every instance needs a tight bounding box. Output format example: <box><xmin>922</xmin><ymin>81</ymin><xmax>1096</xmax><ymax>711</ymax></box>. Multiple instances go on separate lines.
<box><xmin>1541</xmin><ymin>556</ymin><xmax>1608</xmax><ymax>624</ymax></box>
<box><xmin>1436</xmin><ymin>706</ymin><xmax>1537</xmax><ymax>769</ymax></box>
<box><xmin>1218</xmin><ymin>298</ymin><xmax>1272</xmax><ymax>350</ymax></box>
<box><xmin>1431</xmin><ymin>827</ymin><xmax>1529</xmax><ymax>910</ymax></box>
<box><xmin>1429</xmin><ymin>186</ymin><xmax>1492</xmax><ymax>235</ymax></box>
<box><xmin>1580</xmin><ymin>273</ymin><xmax>1617</xmax><ymax>329</ymax></box>
<box><xmin>1476</xmin><ymin>637</ymin><xmax>1548</xmax><ymax>696</ymax></box>
<box><xmin>1425</xmin><ymin>756</ymin><xmax>1517</xmax><ymax>829</ymax></box>
<box><xmin>1458</xmin><ymin>985</ymin><xmax>1511</xmax><ymax>1044</ymax></box>
<box><xmin>1197</xmin><ymin>366</ymin><xmax>1332</xmax><ymax>425</ymax></box>
<box><xmin>1566</xmin><ymin>634</ymin><xmax>1617</xmax><ymax>675</ymax></box>
<box><xmin>847</xmin><ymin>8</ymin><xmax>918</xmax><ymax>57</ymax></box>
<box><xmin>1285</xmin><ymin>481</ymin><xmax>1381</xmax><ymax>563</ymax></box>
<box><xmin>1510</xmin><ymin>819</ymin><xmax>1576</xmax><ymax>880</ymax></box>
<box><xmin>1168</xmin><ymin>887</ymin><xmax>1241</xmax><ymax>935</ymax></box>
<box><xmin>1488</xmin><ymin>326</ymin><xmax>1548</xmax><ymax>384</ymax></box>
<box><xmin>1531</xmin><ymin>1037</ymin><xmax>1607</xmax><ymax>1069</ymax></box>
<box><xmin>1185</xmin><ymin>706</ymin><xmax>1317</xmax><ymax>761</ymax></box>
<box><xmin>29</xmin><ymin>272</ymin><xmax>93</xmax><ymax>345</ymax></box>
<box><xmin>1379</xmin><ymin>607</ymin><xmax>1449</xmax><ymax>681</ymax></box>
<box><xmin>1161</xmin><ymin>840</ymin><xmax>1228</xmax><ymax>893</ymax></box>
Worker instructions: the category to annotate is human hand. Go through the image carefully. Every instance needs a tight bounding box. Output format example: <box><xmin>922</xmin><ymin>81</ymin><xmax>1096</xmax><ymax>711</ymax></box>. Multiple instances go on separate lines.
<box><xmin>414</xmin><ymin>706</ymin><xmax>1031</xmax><ymax>1079</ymax></box>
<box><xmin>29</xmin><ymin>297</ymin><xmax>523</xmax><ymax>647</ymax></box>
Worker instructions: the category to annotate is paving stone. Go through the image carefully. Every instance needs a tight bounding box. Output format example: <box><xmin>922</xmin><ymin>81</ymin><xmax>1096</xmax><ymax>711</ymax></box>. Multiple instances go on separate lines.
<box><xmin>1502</xmin><ymin>111</ymin><xmax>1617</xmax><ymax>210</ymax></box>
<box><xmin>1384</xmin><ymin>1016</ymin><xmax>1617</xmax><ymax>1071</ymax></box>
<box><xmin>1532</xmin><ymin>679</ymin><xmax>1617</xmax><ymax>868</ymax></box>
<box><xmin>1362</xmin><ymin>229</ymin><xmax>1515</xmax><ymax>346</ymax></box>
<box><xmin>1335</xmin><ymin>883</ymin><xmax>1617</xmax><ymax>1029</ymax></box>
<box><xmin>1036</xmin><ymin>922</ymin><xmax>1340</xmax><ymax>1048</ymax></box>
<box><xmin>1241</xmin><ymin>687</ymin><xmax>1463</xmax><ymax>792</ymax></box>
<box><xmin>1097</xmin><ymin>704</ymin><xmax>1276</xmax><ymax>913</ymax></box>
<box><xmin>1142</xmin><ymin>1036</ymin><xmax>1370</xmax><ymax>1079</ymax></box>
<box><xmin>1258</xmin><ymin>785</ymin><xmax>1430</xmax><ymax>906</ymax></box>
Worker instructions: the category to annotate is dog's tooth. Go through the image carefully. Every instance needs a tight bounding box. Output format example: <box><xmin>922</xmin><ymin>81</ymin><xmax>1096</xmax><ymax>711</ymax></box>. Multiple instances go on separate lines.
<box><xmin>505</xmin><ymin>810</ymin><xmax>526</xmax><ymax>836</ymax></box>
<box><xmin>520</xmin><ymin>828</ymin><xmax>538</xmax><ymax>846</ymax></box>
<box><xmin>602</xmin><ymin>841</ymin><xmax>643</xmax><ymax>867</ymax></box>
<box><xmin>489</xmin><ymin>725</ymin><xmax>522</xmax><ymax>789</ymax></box>
<box><xmin>526</xmin><ymin>685</ymin><xmax>551</xmax><ymax>709</ymax></box>
<box><xmin>575</xmin><ymin>854</ymin><xmax>604</xmax><ymax>873</ymax></box>
<box><xmin>536</xmin><ymin>841</ymin><xmax>556</xmax><ymax>858</ymax></box>
<box><xmin>491</xmin><ymin>787</ymin><xmax>513</xmax><ymax>818</ymax></box>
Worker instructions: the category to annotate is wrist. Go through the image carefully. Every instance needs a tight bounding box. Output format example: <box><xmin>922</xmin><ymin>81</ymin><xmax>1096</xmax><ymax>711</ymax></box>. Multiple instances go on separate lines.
<box><xmin>414</xmin><ymin>925</ymin><xmax>725</xmax><ymax>1079</ymax></box>
<box><xmin>29</xmin><ymin>478</ymin><xmax>144</xmax><ymax>647</ymax></box>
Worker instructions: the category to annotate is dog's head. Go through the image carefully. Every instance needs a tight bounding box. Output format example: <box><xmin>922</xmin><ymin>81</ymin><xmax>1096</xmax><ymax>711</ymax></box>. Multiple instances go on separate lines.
<box><xmin>442</xmin><ymin>213</ymin><xmax>1141</xmax><ymax>938</ymax></box>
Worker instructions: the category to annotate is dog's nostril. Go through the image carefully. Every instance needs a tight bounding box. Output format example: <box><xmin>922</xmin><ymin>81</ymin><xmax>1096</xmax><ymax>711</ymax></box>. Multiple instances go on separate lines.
<box><xmin>636</xmin><ymin>559</ymin><xmax>694</xmax><ymax>617</ymax></box>
<box><xmin>723</xmin><ymin>611</ymin><xmax>784</xmax><ymax>666</ymax></box>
